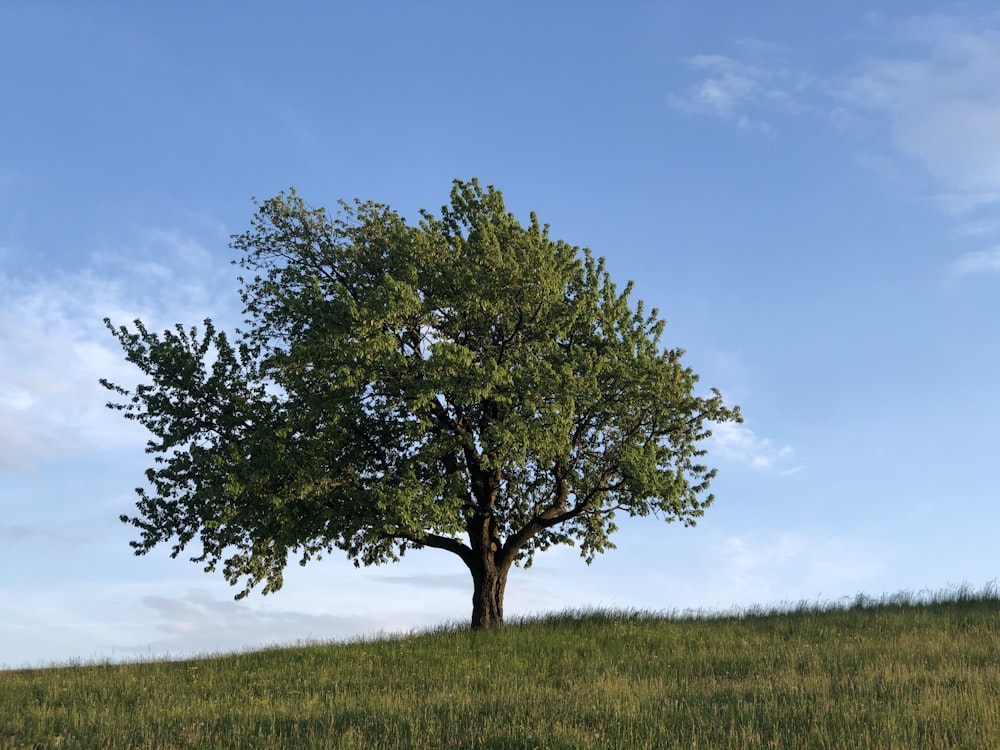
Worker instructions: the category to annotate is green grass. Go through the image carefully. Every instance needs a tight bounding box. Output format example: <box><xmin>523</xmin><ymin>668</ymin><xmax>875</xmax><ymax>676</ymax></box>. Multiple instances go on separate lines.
<box><xmin>3</xmin><ymin>586</ymin><xmax>999</xmax><ymax>749</ymax></box>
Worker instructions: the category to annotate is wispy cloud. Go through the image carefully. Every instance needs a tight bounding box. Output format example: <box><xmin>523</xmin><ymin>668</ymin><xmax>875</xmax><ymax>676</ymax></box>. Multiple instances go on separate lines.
<box><xmin>0</xmin><ymin>272</ymin><xmax>123</xmax><ymax>470</ymax></box>
<box><xmin>669</xmin><ymin>42</ymin><xmax>811</xmax><ymax>132</ymax></box>
<box><xmin>0</xmin><ymin>227</ymin><xmax>237</xmax><ymax>472</ymax></box>
<box><xmin>948</xmin><ymin>246</ymin><xmax>1000</xmax><ymax>278</ymax></box>
<box><xmin>672</xmin><ymin>55</ymin><xmax>762</xmax><ymax>114</ymax></box>
<box><xmin>844</xmin><ymin>19</ymin><xmax>1000</xmax><ymax>211</ymax></box>
<box><xmin>673</xmin><ymin>13</ymin><xmax>1000</xmax><ymax>279</ymax></box>
<box><xmin>707</xmin><ymin>421</ymin><xmax>802</xmax><ymax>475</ymax></box>
<box><xmin>137</xmin><ymin>590</ymin><xmax>387</xmax><ymax>654</ymax></box>
<box><xmin>375</xmin><ymin>573</ymin><xmax>470</xmax><ymax>591</ymax></box>
<box><xmin>704</xmin><ymin>531</ymin><xmax>884</xmax><ymax>606</ymax></box>
<box><xmin>673</xmin><ymin>15</ymin><xmax>1000</xmax><ymax>190</ymax></box>
<box><xmin>0</xmin><ymin>523</ymin><xmax>90</xmax><ymax>548</ymax></box>
<box><xmin>840</xmin><ymin>15</ymin><xmax>1000</xmax><ymax>279</ymax></box>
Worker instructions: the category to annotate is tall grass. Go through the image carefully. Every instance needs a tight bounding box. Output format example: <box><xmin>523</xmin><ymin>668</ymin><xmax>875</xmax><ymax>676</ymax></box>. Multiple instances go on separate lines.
<box><xmin>2</xmin><ymin>586</ymin><xmax>999</xmax><ymax>748</ymax></box>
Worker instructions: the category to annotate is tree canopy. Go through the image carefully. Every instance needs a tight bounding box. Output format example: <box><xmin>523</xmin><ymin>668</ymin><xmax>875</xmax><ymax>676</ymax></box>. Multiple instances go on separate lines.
<box><xmin>102</xmin><ymin>179</ymin><xmax>741</xmax><ymax>629</ymax></box>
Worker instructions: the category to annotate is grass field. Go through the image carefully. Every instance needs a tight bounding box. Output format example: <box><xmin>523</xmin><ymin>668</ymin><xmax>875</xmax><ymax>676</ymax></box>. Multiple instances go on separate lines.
<box><xmin>2</xmin><ymin>587</ymin><xmax>998</xmax><ymax>749</ymax></box>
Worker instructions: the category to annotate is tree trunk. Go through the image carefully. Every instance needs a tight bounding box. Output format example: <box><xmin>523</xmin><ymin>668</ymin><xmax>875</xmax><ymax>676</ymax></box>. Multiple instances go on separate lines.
<box><xmin>469</xmin><ymin>557</ymin><xmax>509</xmax><ymax>630</ymax></box>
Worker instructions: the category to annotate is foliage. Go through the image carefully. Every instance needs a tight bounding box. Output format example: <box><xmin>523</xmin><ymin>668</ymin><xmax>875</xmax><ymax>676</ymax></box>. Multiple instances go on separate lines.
<box><xmin>4</xmin><ymin>590</ymin><xmax>1000</xmax><ymax>749</ymax></box>
<box><xmin>101</xmin><ymin>179</ymin><xmax>739</xmax><ymax>625</ymax></box>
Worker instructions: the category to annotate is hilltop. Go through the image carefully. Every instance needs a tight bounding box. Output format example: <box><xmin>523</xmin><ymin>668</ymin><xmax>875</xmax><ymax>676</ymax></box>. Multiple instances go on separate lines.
<box><xmin>3</xmin><ymin>588</ymin><xmax>999</xmax><ymax>749</ymax></box>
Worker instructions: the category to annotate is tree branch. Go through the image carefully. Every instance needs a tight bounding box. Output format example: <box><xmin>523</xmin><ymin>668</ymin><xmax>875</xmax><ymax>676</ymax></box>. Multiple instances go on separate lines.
<box><xmin>396</xmin><ymin>531</ymin><xmax>473</xmax><ymax>567</ymax></box>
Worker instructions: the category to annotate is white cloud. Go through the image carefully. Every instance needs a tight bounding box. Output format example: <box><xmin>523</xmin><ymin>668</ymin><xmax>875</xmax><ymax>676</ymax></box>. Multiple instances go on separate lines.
<box><xmin>957</xmin><ymin>219</ymin><xmax>1000</xmax><ymax>237</ymax></box>
<box><xmin>949</xmin><ymin>246</ymin><xmax>1000</xmax><ymax>278</ymax></box>
<box><xmin>0</xmin><ymin>273</ymin><xmax>117</xmax><ymax>469</ymax></box>
<box><xmin>0</xmin><ymin>581</ymin><xmax>396</xmax><ymax>667</ymax></box>
<box><xmin>673</xmin><ymin>16</ymin><xmax>1000</xmax><ymax>191</ymax></box>
<box><xmin>137</xmin><ymin>590</ymin><xmax>393</xmax><ymax>655</ymax></box>
<box><xmin>0</xmin><ymin>523</ymin><xmax>90</xmax><ymax>547</ymax></box>
<box><xmin>674</xmin><ymin>15</ymin><xmax>1000</xmax><ymax>276</ymax></box>
<box><xmin>841</xmin><ymin>15</ymin><xmax>1000</xmax><ymax>278</ymax></box>
<box><xmin>681</xmin><ymin>54</ymin><xmax>762</xmax><ymax>117</ymax></box>
<box><xmin>543</xmin><ymin>524</ymin><xmax>890</xmax><ymax>617</ymax></box>
<box><xmin>707</xmin><ymin>421</ymin><xmax>802</xmax><ymax>475</ymax></box>
<box><xmin>703</xmin><ymin>531</ymin><xmax>885</xmax><ymax>607</ymax></box>
<box><xmin>844</xmin><ymin>18</ymin><xmax>1000</xmax><ymax>208</ymax></box>
<box><xmin>669</xmin><ymin>43</ymin><xmax>812</xmax><ymax>133</ymax></box>
<box><xmin>0</xmin><ymin>228</ymin><xmax>237</xmax><ymax>471</ymax></box>
<box><xmin>670</xmin><ymin>54</ymin><xmax>773</xmax><ymax>132</ymax></box>
<box><xmin>0</xmin><ymin>417</ymin><xmax>70</xmax><ymax>472</ymax></box>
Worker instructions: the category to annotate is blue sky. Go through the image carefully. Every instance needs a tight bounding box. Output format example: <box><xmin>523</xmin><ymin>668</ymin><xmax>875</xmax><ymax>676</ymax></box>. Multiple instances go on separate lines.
<box><xmin>2</xmin><ymin>1</ymin><xmax>999</xmax><ymax>668</ymax></box>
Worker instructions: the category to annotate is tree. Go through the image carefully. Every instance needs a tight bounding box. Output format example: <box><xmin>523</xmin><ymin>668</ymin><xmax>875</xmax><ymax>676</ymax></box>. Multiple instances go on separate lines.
<box><xmin>102</xmin><ymin>179</ymin><xmax>741</xmax><ymax>630</ymax></box>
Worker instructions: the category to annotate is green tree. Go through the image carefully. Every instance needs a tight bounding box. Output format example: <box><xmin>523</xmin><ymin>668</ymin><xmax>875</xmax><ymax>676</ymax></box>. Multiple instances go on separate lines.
<box><xmin>102</xmin><ymin>179</ymin><xmax>741</xmax><ymax>630</ymax></box>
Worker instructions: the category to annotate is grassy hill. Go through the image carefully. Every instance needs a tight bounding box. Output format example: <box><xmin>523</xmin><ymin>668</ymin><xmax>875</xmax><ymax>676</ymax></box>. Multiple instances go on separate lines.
<box><xmin>2</xmin><ymin>588</ymin><xmax>999</xmax><ymax>749</ymax></box>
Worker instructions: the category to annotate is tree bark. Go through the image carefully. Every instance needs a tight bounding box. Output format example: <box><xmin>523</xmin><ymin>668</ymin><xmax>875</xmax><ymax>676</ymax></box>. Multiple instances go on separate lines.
<box><xmin>469</xmin><ymin>555</ymin><xmax>509</xmax><ymax>630</ymax></box>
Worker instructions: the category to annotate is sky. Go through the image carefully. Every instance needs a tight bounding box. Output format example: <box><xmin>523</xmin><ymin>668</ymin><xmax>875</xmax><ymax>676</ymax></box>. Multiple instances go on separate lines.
<box><xmin>2</xmin><ymin>1</ymin><xmax>999</xmax><ymax>669</ymax></box>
